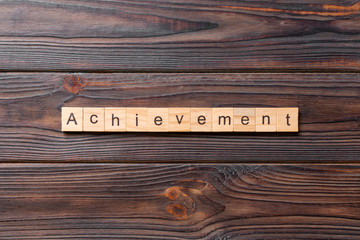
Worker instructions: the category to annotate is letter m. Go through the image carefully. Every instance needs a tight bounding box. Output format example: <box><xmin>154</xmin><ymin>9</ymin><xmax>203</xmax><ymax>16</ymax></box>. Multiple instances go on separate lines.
<box><xmin>218</xmin><ymin>116</ymin><xmax>231</xmax><ymax>125</ymax></box>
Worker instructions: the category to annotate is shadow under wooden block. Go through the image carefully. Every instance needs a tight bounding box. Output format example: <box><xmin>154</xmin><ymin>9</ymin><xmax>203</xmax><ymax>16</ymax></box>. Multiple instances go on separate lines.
<box><xmin>105</xmin><ymin>108</ymin><xmax>126</xmax><ymax>132</ymax></box>
<box><xmin>126</xmin><ymin>108</ymin><xmax>148</xmax><ymax>132</ymax></box>
<box><xmin>83</xmin><ymin>108</ymin><xmax>105</xmax><ymax>132</ymax></box>
<box><xmin>277</xmin><ymin>108</ymin><xmax>299</xmax><ymax>132</ymax></box>
<box><xmin>148</xmin><ymin>108</ymin><xmax>168</xmax><ymax>132</ymax></box>
<box><xmin>191</xmin><ymin>108</ymin><xmax>212</xmax><ymax>132</ymax></box>
<box><xmin>168</xmin><ymin>108</ymin><xmax>191</xmax><ymax>132</ymax></box>
<box><xmin>212</xmin><ymin>108</ymin><xmax>233</xmax><ymax>132</ymax></box>
<box><xmin>234</xmin><ymin>108</ymin><xmax>255</xmax><ymax>132</ymax></box>
<box><xmin>256</xmin><ymin>108</ymin><xmax>277</xmax><ymax>132</ymax></box>
<box><xmin>61</xmin><ymin>107</ymin><xmax>83</xmax><ymax>132</ymax></box>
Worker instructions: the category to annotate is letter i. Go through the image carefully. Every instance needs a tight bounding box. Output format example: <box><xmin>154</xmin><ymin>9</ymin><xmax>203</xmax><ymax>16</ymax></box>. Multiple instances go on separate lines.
<box><xmin>136</xmin><ymin>114</ymin><xmax>138</xmax><ymax>126</ymax></box>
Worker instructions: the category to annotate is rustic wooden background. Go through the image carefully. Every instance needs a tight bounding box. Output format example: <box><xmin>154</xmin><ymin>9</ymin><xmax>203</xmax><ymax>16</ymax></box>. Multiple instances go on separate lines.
<box><xmin>1</xmin><ymin>73</ymin><xmax>359</xmax><ymax>163</ymax></box>
<box><xmin>1</xmin><ymin>0</ymin><xmax>360</xmax><ymax>239</ymax></box>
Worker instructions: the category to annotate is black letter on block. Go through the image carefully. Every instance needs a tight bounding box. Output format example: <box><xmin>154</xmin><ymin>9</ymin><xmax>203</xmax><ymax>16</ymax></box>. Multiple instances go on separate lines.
<box><xmin>154</xmin><ymin>116</ymin><xmax>162</xmax><ymax>126</ymax></box>
<box><xmin>241</xmin><ymin>116</ymin><xmax>249</xmax><ymax>125</ymax></box>
<box><xmin>90</xmin><ymin>114</ymin><xmax>98</xmax><ymax>124</ymax></box>
<box><xmin>262</xmin><ymin>115</ymin><xmax>270</xmax><ymax>125</ymax></box>
<box><xmin>286</xmin><ymin>114</ymin><xmax>291</xmax><ymax>126</ymax></box>
<box><xmin>218</xmin><ymin>116</ymin><xmax>231</xmax><ymax>125</ymax></box>
<box><xmin>198</xmin><ymin>115</ymin><xmax>206</xmax><ymax>125</ymax></box>
<box><xmin>112</xmin><ymin>114</ymin><xmax>119</xmax><ymax>126</ymax></box>
<box><xmin>67</xmin><ymin>113</ymin><xmax>77</xmax><ymax>125</ymax></box>
<box><xmin>176</xmin><ymin>115</ymin><xmax>184</xmax><ymax>124</ymax></box>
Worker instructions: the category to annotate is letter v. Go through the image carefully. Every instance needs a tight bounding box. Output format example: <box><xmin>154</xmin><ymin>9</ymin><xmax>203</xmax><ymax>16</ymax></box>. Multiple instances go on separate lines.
<box><xmin>176</xmin><ymin>115</ymin><xmax>184</xmax><ymax>124</ymax></box>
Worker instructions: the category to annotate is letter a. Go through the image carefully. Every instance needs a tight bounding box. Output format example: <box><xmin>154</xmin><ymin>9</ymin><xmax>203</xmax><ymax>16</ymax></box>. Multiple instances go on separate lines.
<box><xmin>67</xmin><ymin>113</ymin><xmax>77</xmax><ymax>125</ymax></box>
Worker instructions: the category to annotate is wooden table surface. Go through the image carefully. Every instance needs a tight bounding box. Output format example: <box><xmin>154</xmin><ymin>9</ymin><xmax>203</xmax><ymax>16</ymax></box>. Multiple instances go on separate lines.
<box><xmin>1</xmin><ymin>0</ymin><xmax>360</xmax><ymax>239</ymax></box>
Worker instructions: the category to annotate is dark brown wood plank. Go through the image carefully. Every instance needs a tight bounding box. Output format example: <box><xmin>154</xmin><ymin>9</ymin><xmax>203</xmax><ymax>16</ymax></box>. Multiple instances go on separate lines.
<box><xmin>0</xmin><ymin>164</ymin><xmax>359</xmax><ymax>239</ymax></box>
<box><xmin>0</xmin><ymin>73</ymin><xmax>359</xmax><ymax>163</ymax></box>
<box><xmin>0</xmin><ymin>0</ymin><xmax>359</xmax><ymax>71</ymax></box>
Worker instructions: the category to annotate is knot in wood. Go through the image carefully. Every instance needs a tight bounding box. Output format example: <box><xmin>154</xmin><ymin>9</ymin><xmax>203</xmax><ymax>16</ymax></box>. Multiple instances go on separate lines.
<box><xmin>166</xmin><ymin>204</ymin><xmax>188</xmax><ymax>220</ymax></box>
<box><xmin>63</xmin><ymin>75</ymin><xmax>86</xmax><ymax>94</ymax></box>
<box><xmin>164</xmin><ymin>186</ymin><xmax>195</xmax><ymax>220</ymax></box>
<box><xmin>164</xmin><ymin>186</ymin><xmax>181</xmax><ymax>200</ymax></box>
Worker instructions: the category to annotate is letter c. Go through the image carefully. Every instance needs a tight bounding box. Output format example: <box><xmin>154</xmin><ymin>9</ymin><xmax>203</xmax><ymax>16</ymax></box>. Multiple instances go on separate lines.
<box><xmin>90</xmin><ymin>114</ymin><xmax>98</xmax><ymax>124</ymax></box>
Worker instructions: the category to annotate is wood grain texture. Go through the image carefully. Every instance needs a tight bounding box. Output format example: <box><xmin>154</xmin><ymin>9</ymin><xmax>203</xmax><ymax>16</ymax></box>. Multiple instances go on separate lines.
<box><xmin>0</xmin><ymin>0</ymin><xmax>359</xmax><ymax>71</ymax></box>
<box><xmin>0</xmin><ymin>73</ymin><xmax>359</xmax><ymax>163</ymax></box>
<box><xmin>0</xmin><ymin>164</ymin><xmax>359</xmax><ymax>239</ymax></box>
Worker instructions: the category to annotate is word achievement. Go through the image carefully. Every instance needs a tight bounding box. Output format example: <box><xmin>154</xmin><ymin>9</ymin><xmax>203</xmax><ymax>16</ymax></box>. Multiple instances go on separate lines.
<box><xmin>62</xmin><ymin>107</ymin><xmax>298</xmax><ymax>132</ymax></box>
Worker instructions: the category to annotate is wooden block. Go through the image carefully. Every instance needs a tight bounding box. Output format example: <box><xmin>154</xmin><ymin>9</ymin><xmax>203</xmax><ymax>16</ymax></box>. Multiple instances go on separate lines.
<box><xmin>191</xmin><ymin>108</ymin><xmax>212</xmax><ymax>132</ymax></box>
<box><xmin>64</xmin><ymin>107</ymin><xmax>298</xmax><ymax>132</ymax></box>
<box><xmin>256</xmin><ymin>108</ymin><xmax>277</xmax><ymax>132</ymax></box>
<box><xmin>234</xmin><ymin>108</ymin><xmax>255</xmax><ymax>132</ymax></box>
<box><xmin>126</xmin><ymin>108</ymin><xmax>148</xmax><ymax>132</ymax></box>
<box><xmin>148</xmin><ymin>108</ymin><xmax>168</xmax><ymax>132</ymax></box>
<box><xmin>61</xmin><ymin>107</ymin><xmax>83</xmax><ymax>132</ymax></box>
<box><xmin>83</xmin><ymin>108</ymin><xmax>105</xmax><ymax>132</ymax></box>
<box><xmin>277</xmin><ymin>108</ymin><xmax>299</xmax><ymax>132</ymax></box>
<box><xmin>168</xmin><ymin>108</ymin><xmax>190</xmax><ymax>132</ymax></box>
<box><xmin>212</xmin><ymin>108</ymin><xmax>234</xmax><ymax>132</ymax></box>
<box><xmin>105</xmin><ymin>108</ymin><xmax>126</xmax><ymax>132</ymax></box>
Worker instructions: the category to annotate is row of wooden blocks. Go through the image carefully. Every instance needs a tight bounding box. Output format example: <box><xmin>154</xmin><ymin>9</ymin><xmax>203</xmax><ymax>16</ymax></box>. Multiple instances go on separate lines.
<box><xmin>62</xmin><ymin>107</ymin><xmax>298</xmax><ymax>132</ymax></box>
